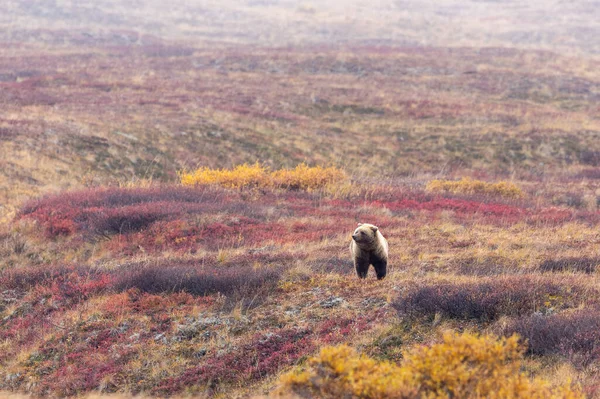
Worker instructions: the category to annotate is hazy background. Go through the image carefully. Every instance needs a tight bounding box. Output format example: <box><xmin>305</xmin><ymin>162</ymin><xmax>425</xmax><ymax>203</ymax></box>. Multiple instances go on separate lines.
<box><xmin>1</xmin><ymin>0</ymin><xmax>599</xmax><ymax>54</ymax></box>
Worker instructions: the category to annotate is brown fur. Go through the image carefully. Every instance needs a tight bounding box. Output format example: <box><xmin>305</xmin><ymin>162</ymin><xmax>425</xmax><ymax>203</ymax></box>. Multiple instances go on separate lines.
<box><xmin>350</xmin><ymin>223</ymin><xmax>388</xmax><ymax>279</ymax></box>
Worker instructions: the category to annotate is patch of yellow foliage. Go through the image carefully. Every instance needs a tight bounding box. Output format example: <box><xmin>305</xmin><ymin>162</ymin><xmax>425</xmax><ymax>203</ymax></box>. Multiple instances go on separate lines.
<box><xmin>179</xmin><ymin>163</ymin><xmax>269</xmax><ymax>189</ymax></box>
<box><xmin>271</xmin><ymin>163</ymin><xmax>346</xmax><ymax>191</ymax></box>
<box><xmin>276</xmin><ymin>332</ymin><xmax>582</xmax><ymax>399</ymax></box>
<box><xmin>179</xmin><ymin>163</ymin><xmax>346</xmax><ymax>191</ymax></box>
<box><xmin>426</xmin><ymin>177</ymin><xmax>524</xmax><ymax>199</ymax></box>
<box><xmin>277</xmin><ymin>344</ymin><xmax>415</xmax><ymax>398</ymax></box>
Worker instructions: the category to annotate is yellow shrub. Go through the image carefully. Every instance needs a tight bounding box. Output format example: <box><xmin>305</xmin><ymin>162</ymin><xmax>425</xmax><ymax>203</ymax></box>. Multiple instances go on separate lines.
<box><xmin>180</xmin><ymin>163</ymin><xmax>347</xmax><ymax>191</ymax></box>
<box><xmin>276</xmin><ymin>332</ymin><xmax>582</xmax><ymax>399</ymax></box>
<box><xmin>402</xmin><ymin>332</ymin><xmax>555</xmax><ymax>399</ymax></box>
<box><xmin>278</xmin><ymin>344</ymin><xmax>415</xmax><ymax>399</ymax></box>
<box><xmin>179</xmin><ymin>162</ymin><xmax>269</xmax><ymax>189</ymax></box>
<box><xmin>271</xmin><ymin>164</ymin><xmax>347</xmax><ymax>191</ymax></box>
<box><xmin>426</xmin><ymin>177</ymin><xmax>523</xmax><ymax>199</ymax></box>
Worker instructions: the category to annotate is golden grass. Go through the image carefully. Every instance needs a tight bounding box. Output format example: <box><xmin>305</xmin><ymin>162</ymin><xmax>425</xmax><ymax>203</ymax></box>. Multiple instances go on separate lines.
<box><xmin>426</xmin><ymin>177</ymin><xmax>524</xmax><ymax>199</ymax></box>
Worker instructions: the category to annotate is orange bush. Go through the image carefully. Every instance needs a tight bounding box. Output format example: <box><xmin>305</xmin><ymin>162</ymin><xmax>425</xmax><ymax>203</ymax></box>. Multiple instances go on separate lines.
<box><xmin>276</xmin><ymin>332</ymin><xmax>582</xmax><ymax>399</ymax></box>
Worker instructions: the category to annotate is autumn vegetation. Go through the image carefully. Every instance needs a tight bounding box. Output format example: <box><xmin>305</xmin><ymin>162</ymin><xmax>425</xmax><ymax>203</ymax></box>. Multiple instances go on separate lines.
<box><xmin>179</xmin><ymin>163</ymin><xmax>347</xmax><ymax>191</ymax></box>
<box><xmin>277</xmin><ymin>333</ymin><xmax>582</xmax><ymax>398</ymax></box>
<box><xmin>3</xmin><ymin>171</ymin><xmax>600</xmax><ymax>397</ymax></box>
<box><xmin>1</xmin><ymin>0</ymin><xmax>600</xmax><ymax>397</ymax></box>
<box><xmin>426</xmin><ymin>177</ymin><xmax>524</xmax><ymax>199</ymax></box>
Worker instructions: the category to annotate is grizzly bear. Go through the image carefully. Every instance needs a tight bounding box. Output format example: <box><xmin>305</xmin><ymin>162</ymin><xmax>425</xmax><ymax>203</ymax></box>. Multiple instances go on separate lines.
<box><xmin>350</xmin><ymin>223</ymin><xmax>388</xmax><ymax>280</ymax></box>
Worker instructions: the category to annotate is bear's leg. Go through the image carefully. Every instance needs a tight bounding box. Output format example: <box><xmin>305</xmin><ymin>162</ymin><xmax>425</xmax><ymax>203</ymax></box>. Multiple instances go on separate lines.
<box><xmin>372</xmin><ymin>259</ymin><xmax>387</xmax><ymax>280</ymax></box>
<box><xmin>354</xmin><ymin>257</ymin><xmax>370</xmax><ymax>279</ymax></box>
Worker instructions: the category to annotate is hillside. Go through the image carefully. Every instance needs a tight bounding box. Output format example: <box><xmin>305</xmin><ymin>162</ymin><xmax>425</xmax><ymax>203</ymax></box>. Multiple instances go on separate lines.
<box><xmin>1</xmin><ymin>0</ymin><xmax>600</xmax><ymax>397</ymax></box>
<box><xmin>1</xmin><ymin>40</ymin><xmax>599</xmax><ymax>222</ymax></box>
<box><xmin>3</xmin><ymin>176</ymin><xmax>600</xmax><ymax>396</ymax></box>
<box><xmin>1</xmin><ymin>0</ymin><xmax>599</xmax><ymax>223</ymax></box>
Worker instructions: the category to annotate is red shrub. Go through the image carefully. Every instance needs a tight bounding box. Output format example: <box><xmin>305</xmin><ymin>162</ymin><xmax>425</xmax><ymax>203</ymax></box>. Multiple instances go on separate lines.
<box><xmin>0</xmin><ymin>313</ymin><xmax>38</xmax><ymax>342</ymax></box>
<box><xmin>0</xmin><ymin>264</ymin><xmax>112</xmax><ymax>300</ymax></box>
<box><xmin>36</xmin><ymin>338</ymin><xmax>137</xmax><ymax>396</ymax></box>
<box><xmin>447</xmin><ymin>254</ymin><xmax>518</xmax><ymax>276</ymax></box>
<box><xmin>393</xmin><ymin>276</ymin><xmax>588</xmax><ymax>322</ymax></box>
<box><xmin>0</xmin><ymin>265</ymin><xmax>114</xmax><ymax>344</ymax></box>
<box><xmin>576</xmin><ymin>168</ymin><xmax>600</xmax><ymax>180</ymax></box>
<box><xmin>45</xmin><ymin>218</ymin><xmax>77</xmax><ymax>237</ymax></box>
<box><xmin>317</xmin><ymin>311</ymin><xmax>383</xmax><ymax>344</ymax></box>
<box><xmin>528</xmin><ymin>207</ymin><xmax>574</xmax><ymax>225</ymax></box>
<box><xmin>0</xmin><ymin>126</ymin><xmax>18</xmax><ymax>140</ymax></box>
<box><xmin>378</xmin><ymin>198</ymin><xmax>526</xmax><ymax>219</ymax></box>
<box><xmin>539</xmin><ymin>257</ymin><xmax>600</xmax><ymax>273</ymax></box>
<box><xmin>308</xmin><ymin>256</ymin><xmax>353</xmax><ymax>274</ymax></box>
<box><xmin>112</xmin><ymin>260</ymin><xmax>285</xmax><ymax>301</ymax></box>
<box><xmin>18</xmin><ymin>186</ymin><xmax>234</xmax><ymax>238</ymax></box>
<box><xmin>152</xmin><ymin>312</ymin><xmax>384</xmax><ymax>394</ymax></box>
<box><xmin>99</xmin><ymin>289</ymin><xmax>204</xmax><ymax>317</ymax></box>
<box><xmin>108</xmin><ymin>216</ymin><xmax>343</xmax><ymax>253</ymax></box>
<box><xmin>153</xmin><ymin>328</ymin><xmax>314</xmax><ymax>395</ymax></box>
<box><xmin>498</xmin><ymin>310</ymin><xmax>600</xmax><ymax>368</ymax></box>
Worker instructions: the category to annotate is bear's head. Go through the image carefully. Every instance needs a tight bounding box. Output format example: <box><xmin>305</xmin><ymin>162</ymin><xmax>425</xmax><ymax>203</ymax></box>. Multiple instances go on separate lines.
<box><xmin>352</xmin><ymin>223</ymin><xmax>379</xmax><ymax>248</ymax></box>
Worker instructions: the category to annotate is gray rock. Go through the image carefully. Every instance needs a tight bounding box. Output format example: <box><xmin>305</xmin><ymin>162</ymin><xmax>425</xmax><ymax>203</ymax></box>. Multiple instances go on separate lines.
<box><xmin>194</xmin><ymin>348</ymin><xmax>207</xmax><ymax>358</ymax></box>
<box><xmin>320</xmin><ymin>296</ymin><xmax>345</xmax><ymax>308</ymax></box>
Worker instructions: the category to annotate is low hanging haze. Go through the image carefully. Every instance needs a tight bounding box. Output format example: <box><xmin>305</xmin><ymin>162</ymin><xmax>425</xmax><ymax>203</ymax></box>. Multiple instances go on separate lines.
<box><xmin>1</xmin><ymin>0</ymin><xmax>599</xmax><ymax>54</ymax></box>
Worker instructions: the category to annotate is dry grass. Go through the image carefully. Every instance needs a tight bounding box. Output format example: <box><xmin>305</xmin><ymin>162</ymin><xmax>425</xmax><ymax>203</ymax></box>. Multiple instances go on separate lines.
<box><xmin>426</xmin><ymin>177</ymin><xmax>524</xmax><ymax>199</ymax></box>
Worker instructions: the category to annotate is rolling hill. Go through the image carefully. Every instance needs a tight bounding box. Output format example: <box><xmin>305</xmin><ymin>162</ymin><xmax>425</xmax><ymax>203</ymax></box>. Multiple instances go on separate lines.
<box><xmin>1</xmin><ymin>0</ymin><xmax>600</xmax><ymax>397</ymax></box>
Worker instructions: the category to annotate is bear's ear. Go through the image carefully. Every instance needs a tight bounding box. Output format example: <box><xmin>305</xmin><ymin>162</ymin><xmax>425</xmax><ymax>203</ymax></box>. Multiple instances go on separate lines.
<box><xmin>357</xmin><ymin>223</ymin><xmax>363</xmax><ymax>226</ymax></box>
<box><xmin>371</xmin><ymin>226</ymin><xmax>378</xmax><ymax>232</ymax></box>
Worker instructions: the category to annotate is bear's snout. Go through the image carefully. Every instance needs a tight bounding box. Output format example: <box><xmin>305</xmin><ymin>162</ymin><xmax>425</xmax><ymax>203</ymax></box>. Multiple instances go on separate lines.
<box><xmin>352</xmin><ymin>234</ymin><xmax>359</xmax><ymax>241</ymax></box>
